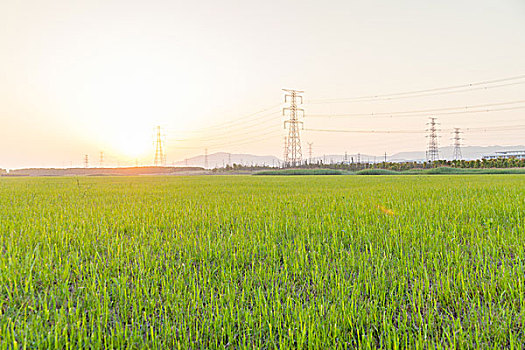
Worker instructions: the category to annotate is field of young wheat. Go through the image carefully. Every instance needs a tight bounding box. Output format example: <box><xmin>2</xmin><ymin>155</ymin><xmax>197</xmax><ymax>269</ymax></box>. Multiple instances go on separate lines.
<box><xmin>1</xmin><ymin>175</ymin><xmax>524</xmax><ymax>348</ymax></box>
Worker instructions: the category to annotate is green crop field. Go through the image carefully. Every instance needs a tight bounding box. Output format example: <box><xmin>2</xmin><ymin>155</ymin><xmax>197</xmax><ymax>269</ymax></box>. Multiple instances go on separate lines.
<box><xmin>1</xmin><ymin>175</ymin><xmax>524</xmax><ymax>348</ymax></box>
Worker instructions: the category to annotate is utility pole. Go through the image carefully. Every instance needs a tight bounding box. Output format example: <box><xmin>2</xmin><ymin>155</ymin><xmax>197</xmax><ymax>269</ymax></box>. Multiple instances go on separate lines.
<box><xmin>426</xmin><ymin>117</ymin><xmax>440</xmax><ymax>162</ymax></box>
<box><xmin>204</xmin><ymin>148</ymin><xmax>208</xmax><ymax>169</ymax></box>
<box><xmin>283</xmin><ymin>89</ymin><xmax>304</xmax><ymax>167</ymax></box>
<box><xmin>384</xmin><ymin>152</ymin><xmax>387</xmax><ymax>163</ymax></box>
<box><xmin>84</xmin><ymin>154</ymin><xmax>89</xmax><ymax>168</ymax></box>
<box><xmin>452</xmin><ymin>128</ymin><xmax>463</xmax><ymax>160</ymax></box>
<box><xmin>307</xmin><ymin>142</ymin><xmax>313</xmax><ymax>164</ymax></box>
<box><xmin>154</xmin><ymin>126</ymin><xmax>164</xmax><ymax>166</ymax></box>
<box><xmin>99</xmin><ymin>151</ymin><xmax>104</xmax><ymax>168</ymax></box>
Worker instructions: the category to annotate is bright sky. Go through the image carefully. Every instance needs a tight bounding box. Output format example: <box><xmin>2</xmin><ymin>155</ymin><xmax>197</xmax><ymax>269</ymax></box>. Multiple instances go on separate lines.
<box><xmin>1</xmin><ymin>0</ymin><xmax>524</xmax><ymax>168</ymax></box>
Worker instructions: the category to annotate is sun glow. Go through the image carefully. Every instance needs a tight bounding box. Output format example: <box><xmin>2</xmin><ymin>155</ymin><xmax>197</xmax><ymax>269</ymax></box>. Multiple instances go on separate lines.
<box><xmin>112</xmin><ymin>129</ymin><xmax>152</xmax><ymax>158</ymax></box>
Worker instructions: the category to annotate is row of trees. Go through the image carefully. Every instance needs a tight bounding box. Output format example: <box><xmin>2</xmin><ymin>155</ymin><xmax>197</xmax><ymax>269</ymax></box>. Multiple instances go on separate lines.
<box><xmin>293</xmin><ymin>157</ymin><xmax>525</xmax><ymax>171</ymax></box>
<box><xmin>213</xmin><ymin>157</ymin><xmax>525</xmax><ymax>172</ymax></box>
<box><xmin>379</xmin><ymin>158</ymin><xmax>525</xmax><ymax>170</ymax></box>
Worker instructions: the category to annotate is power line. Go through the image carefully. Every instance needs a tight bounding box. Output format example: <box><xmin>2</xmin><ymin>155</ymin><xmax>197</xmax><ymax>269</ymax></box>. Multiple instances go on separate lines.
<box><xmin>304</xmin><ymin>124</ymin><xmax>525</xmax><ymax>134</ymax></box>
<box><xmin>217</xmin><ymin>132</ymin><xmax>281</xmax><ymax>151</ymax></box>
<box><xmin>168</xmin><ymin>111</ymin><xmax>280</xmax><ymax>144</ymax></box>
<box><xmin>178</xmin><ymin>104</ymin><xmax>282</xmax><ymax>134</ymax></box>
<box><xmin>169</xmin><ymin>126</ymin><xmax>282</xmax><ymax>150</ymax></box>
<box><xmin>464</xmin><ymin>124</ymin><xmax>525</xmax><ymax>132</ymax></box>
<box><xmin>308</xmin><ymin>74</ymin><xmax>525</xmax><ymax>104</ymax></box>
<box><xmin>306</xmin><ymin>99</ymin><xmax>525</xmax><ymax>118</ymax></box>
<box><xmin>308</xmin><ymin>81</ymin><xmax>525</xmax><ymax>104</ymax></box>
<box><xmin>304</xmin><ymin>128</ymin><xmax>424</xmax><ymax>134</ymax></box>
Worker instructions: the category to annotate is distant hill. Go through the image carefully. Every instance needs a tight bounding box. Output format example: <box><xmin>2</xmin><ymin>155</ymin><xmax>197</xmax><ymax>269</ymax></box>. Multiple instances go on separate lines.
<box><xmin>310</xmin><ymin>153</ymin><xmax>378</xmax><ymax>164</ymax></box>
<box><xmin>172</xmin><ymin>146</ymin><xmax>525</xmax><ymax>168</ymax></box>
<box><xmin>173</xmin><ymin>152</ymin><xmax>281</xmax><ymax>168</ymax></box>
<box><xmin>390</xmin><ymin>145</ymin><xmax>525</xmax><ymax>162</ymax></box>
<box><xmin>5</xmin><ymin>167</ymin><xmax>204</xmax><ymax>177</ymax></box>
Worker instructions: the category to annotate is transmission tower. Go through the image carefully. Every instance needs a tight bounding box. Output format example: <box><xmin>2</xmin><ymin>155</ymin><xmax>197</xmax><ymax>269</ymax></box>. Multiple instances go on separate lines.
<box><xmin>426</xmin><ymin>117</ymin><xmax>440</xmax><ymax>162</ymax></box>
<box><xmin>99</xmin><ymin>151</ymin><xmax>104</xmax><ymax>167</ymax></box>
<box><xmin>452</xmin><ymin>128</ymin><xmax>463</xmax><ymax>160</ymax></box>
<box><xmin>84</xmin><ymin>154</ymin><xmax>89</xmax><ymax>168</ymax></box>
<box><xmin>204</xmin><ymin>148</ymin><xmax>208</xmax><ymax>169</ymax></box>
<box><xmin>307</xmin><ymin>142</ymin><xmax>313</xmax><ymax>164</ymax></box>
<box><xmin>283</xmin><ymin>137</ymin><xmax>288</xmax><ymax>166</ymax></box>
<box><xmin>282</xmin><ymin>89</ymin><xmax>304</xmax><ymax>167</ymax></box>
<box><xmin>154</xmin><ymin>126</ymin><xmax>165</xmax><ymax>166</ymax></box>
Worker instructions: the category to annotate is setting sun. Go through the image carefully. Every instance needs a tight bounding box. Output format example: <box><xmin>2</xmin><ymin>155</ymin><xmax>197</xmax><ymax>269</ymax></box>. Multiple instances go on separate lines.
<box><xmin>113</xmin><ymin>130</ymin><xmax>152</xmax><ymax>159</ymax></box>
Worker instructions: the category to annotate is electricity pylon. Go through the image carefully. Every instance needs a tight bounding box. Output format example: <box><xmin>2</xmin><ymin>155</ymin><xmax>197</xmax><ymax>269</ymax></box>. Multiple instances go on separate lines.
<box><xmin>452</xmin><ymin>128</ymin><xmax>463</xmax><ymax>160</ymax></box>
<box><xmin>308</xmin><ymin>142</ymin><xmax>313</xmax><ymax>164</ymax></box>
<box><xmin>426</xmin><ymin>117</ymin><xmax>440</xmax><ymax>162</ymax></box>
<box><xmin>283</xmin><ymin>89</ymin><xmax>304</xmax><ymax>167</ymax></box>
<box><xmin>154</xmin><ymin>126</ymin><xmax>165</xmax><ymax>166</ymax></box>
<box><xmin>283</xmin><ymin>137</ymin><xmax>288</xmax><ymax>166</ymax></box>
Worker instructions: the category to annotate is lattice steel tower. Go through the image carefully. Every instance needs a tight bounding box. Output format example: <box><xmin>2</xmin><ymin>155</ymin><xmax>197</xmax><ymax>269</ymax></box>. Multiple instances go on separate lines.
<box><xmin>154</xmin><ymin>126</ymin><xmax>164</xmax><ymax>166</ymax></box>
<box><xmin>452</xmin><ymin>128</ymin><xmax>463</xmax><ymax>160</ymax></box>
<box><xmin>426</xmin><ymin>117</ymin><xmax>440</xmax><ymax>162</ymax></box>
<box><xmin>307</xmin><ymin>142</ymin><xmax>313</xmax><ymax>164</ymax></box>
<box><xmin>282</xmin><ymin>137</ymin><xmax>288</xmax><ymax>166</ymax></box>
<box><xmin>282</xmin><ymin>89</ymin><xmax>304</xmax><ymax>167</ymax></box>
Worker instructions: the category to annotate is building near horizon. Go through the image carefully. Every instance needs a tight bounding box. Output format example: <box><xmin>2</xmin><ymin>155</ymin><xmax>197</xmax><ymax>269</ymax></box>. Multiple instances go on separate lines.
<box><xmin>482</xmin><ymin>150</ymin><xmax>525</xmax><ymax>160</ymax></box>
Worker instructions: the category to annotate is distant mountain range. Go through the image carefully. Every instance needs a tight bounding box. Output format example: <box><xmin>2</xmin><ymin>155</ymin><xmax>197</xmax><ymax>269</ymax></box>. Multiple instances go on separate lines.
<box><xmin>175</xmin><ymin>146</ymin><xmax>525</xmax><ymax>168</ymax></box>
<box><xmin>389</xmin><ymin>145</ymin><xmax>525</xmax><ymax>162</ymax></box>
<box><xmin>173</xmin><ymin>152</ymin><xmax>281</xmax><ymax>168</ymax></box>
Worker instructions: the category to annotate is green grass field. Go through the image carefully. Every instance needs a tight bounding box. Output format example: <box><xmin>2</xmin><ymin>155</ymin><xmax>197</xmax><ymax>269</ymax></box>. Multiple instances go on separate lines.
<box><xmin>1</xmin><ymin>175</ymin><xmax>524</xmax><ymax>348</ymax></box>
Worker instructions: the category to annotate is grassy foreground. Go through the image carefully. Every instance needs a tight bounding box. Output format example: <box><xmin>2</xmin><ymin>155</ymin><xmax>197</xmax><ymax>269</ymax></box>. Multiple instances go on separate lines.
<box><xmin>1</xmin><ymin>175</ymin><xmax>524</xmax><ymax>348</ymax></box>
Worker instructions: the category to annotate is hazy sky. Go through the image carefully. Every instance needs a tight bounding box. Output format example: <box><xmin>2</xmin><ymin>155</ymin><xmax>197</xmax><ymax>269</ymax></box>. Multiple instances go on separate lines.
<box><xmin>1</xmin><ymin>0</ymin><xmax>524</xmax><ymax>168</ymax></box>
